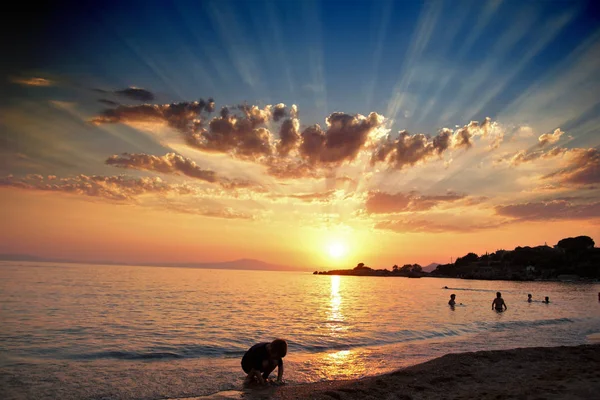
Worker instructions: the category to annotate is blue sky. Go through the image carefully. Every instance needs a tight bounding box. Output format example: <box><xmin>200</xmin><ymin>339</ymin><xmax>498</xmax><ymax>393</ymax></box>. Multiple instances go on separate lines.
<box><xmin>1</xmin><ymin>1</ymin><xmax>599</xmax><ymax>265</ymax></box>
<box><xmin>5</xmin><ymin>0</ymin><xmax>599</xmax><ymax>133</ymax></box>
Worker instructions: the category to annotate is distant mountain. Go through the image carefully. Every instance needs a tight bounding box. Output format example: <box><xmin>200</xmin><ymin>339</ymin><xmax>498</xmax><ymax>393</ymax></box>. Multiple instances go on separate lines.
<box><xmin>147</xmin><ymin>258</ymin><xmax>300</xmax><ymax>271</ymax></box>
<box><xmin>0</xmin><ymin>253</ymin><xmax>77</xmax><ymax>263</ymax></box>
<box><xmin>0</xmin><ymin>254</ymin><xmax>302</xmax><ymax>272</ymax></box>
<box><xmin>423</xmin><ymin>263</ymin><xmax>440</xmax><ymax>273</ymax></box>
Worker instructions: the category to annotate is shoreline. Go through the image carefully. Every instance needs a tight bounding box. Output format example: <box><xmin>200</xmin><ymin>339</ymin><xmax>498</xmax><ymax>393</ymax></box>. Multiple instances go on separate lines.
<box><xmin>271</xmin><ymin>344</ymin><xmax>600</xmax><ymax>400</ymax></box>
<box><xmin>192</xmin><ymin>344</ymin><xmax>600</xmax><ymax>399</ymax></box>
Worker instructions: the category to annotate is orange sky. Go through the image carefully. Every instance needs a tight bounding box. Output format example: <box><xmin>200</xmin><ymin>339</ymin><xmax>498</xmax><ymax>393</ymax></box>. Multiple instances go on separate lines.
<box><xmin>2</xmin><ymin>5</ymin><xmax>600</xmax><ymax>268</ymax></box>
<box><xmin>3</xmin><ymin>183</ymin><xmax>598</xmax><ymax>269</ymax></box>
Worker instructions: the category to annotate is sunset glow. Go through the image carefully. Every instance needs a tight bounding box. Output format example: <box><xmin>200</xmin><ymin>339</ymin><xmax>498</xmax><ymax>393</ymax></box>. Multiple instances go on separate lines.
<box><xmin>2</xmin><ymin>2</ymin><xmax>600</xmax><ymax>400</ymax></box>
<box><xmin>327</xmin><ymin>243</ymin><xmax>347</xmax><ymax>260</ymax></box>
<box><xmin>1</xmin><ymin>0</ymin><xmax>598</xmax><ymax>270</ymax></box>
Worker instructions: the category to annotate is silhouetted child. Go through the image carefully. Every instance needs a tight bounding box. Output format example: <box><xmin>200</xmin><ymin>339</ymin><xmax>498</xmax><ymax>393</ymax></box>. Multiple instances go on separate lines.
<box><xmin>492</xmin><ymin>292</ymin><xmax>507</xmax><ymax>312</ymax></box>
<box><xmin>543</xmin><ymin>296</ymin><xmax>550</xmax><ymax>304</ymax></box>
<box><xmin>527</xmin><ymin>294</ymin><xmax>532</xmax><ymax>303</ymax></box>
<box><xmin>242</xmin><ymin>339</ymin><xmax>287</xmax><ymax>385</ymax></box>
<box><xmin>448</xmin><ymin>294</ymin><xmax>456</xmax><ymax>306</ymax></box>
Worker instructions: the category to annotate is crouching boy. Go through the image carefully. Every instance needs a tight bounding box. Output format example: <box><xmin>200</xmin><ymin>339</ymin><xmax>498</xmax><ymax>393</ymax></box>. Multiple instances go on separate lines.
<box><xmin>241</xmin><ymin>338</ymin><xmax>287</xmax><ymax>384</ymax></box>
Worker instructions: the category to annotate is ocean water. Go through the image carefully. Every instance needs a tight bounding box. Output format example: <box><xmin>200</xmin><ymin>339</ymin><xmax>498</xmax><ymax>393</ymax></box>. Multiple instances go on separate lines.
<box><xmin>1</xmin><ymin>261</ymin><xmax>600</xmax><ymax>400</ymax></box>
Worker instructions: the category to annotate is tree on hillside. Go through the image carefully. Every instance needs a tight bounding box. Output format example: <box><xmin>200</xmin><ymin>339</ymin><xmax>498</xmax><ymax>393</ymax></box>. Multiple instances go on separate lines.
<box><xmin>411</xmin><ymin>264</ymin><xmax>423</xmax><ymax>273</ymax></box>
<box><xmin>392</xmin><ymin>264</ymin><xmax>399</xmax><ymax>272</ymax></box>
<box><xmin>400</xmin><ymin>264</ymin><xmax>412</xmax><ymax>273</ymax></box>
<box><xmin>556</xmin><ymin>236</ymin><xmax>595</xmax><ymax>252</ymax></box>
<box><xmin>354</xmin><ymin>262</ymin><xmax>365</xmax><ymax>269</ymax></box>
<box><xmin>455</xmin><ymin>252</ymin><xmax>479</xmax><ymax>267</ymax></box>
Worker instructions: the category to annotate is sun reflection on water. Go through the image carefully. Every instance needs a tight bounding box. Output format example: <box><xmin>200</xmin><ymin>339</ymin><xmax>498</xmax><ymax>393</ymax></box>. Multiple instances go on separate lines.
<box><xmin>326</xmin><ymin>275</ymin><xmax>346</xmax><ymax>336</ymax></box>
<box><xmin>319</xmin><ymin>349</ymin><xmax>368</xmax><ymax>380</ymax></box>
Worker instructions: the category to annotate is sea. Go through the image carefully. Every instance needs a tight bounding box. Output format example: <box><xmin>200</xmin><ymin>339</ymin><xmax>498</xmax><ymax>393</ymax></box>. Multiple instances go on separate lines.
<box><xmin>1</xmin><ymin>261</ymin><xmax>599</xmax><ymax>400</ymax></box>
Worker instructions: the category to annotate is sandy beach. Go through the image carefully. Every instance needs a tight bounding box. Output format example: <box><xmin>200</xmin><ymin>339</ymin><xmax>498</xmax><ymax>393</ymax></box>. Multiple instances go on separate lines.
<box><xmin>194</xmin><ymin>344</ymin><xmax>600</xmax><ymax>400</ymax></box>
<box><xmin>270</xmin><ymin>344</ymin><xmax>600</xmax><ymax>400</ymax></box>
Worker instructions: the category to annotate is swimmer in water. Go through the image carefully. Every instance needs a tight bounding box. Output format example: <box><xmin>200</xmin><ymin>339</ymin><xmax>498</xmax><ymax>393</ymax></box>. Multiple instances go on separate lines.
<box><xmin>527</xmin><ymin>294</ymin><xmax>532</xmax><ymax>303</ymax></box>
<box><xmin>492</xmin><ymin>291</ymin><xmax>507</xmax><ymax>312</ymax></box>
<box><xmin>448</xmin><ymin>294</ymin><xmax>456</xmax><ymax>306</ymax></box>
<box><xmin>542</xmin><ymin>296</ymin><xmax>550</xmax><ymax>304</ymax></box>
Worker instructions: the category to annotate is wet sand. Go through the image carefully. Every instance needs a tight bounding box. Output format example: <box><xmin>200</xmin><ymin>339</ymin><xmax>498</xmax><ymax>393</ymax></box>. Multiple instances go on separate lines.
<box><xmin>191</xmin><ymin>344</ymin><xmax>600</xmax><ymax>400</ymax></box>
<box><xmin>271</xmin><ymin>344</ymin><xmax>600</xmax><ymax>400</ymax></box>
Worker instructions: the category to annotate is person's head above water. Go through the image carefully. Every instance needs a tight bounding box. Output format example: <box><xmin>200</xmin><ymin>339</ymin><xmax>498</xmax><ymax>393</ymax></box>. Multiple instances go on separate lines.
<box><xmin>496</xmin><ymin>292</ymin><xmax>502</xmax><ymax>298</ymax></box>
<box><xmin>544</xmin><ymin>296</ymin><xmax>549</xmax><ymax>303</ymax></box>
<box><xmin>528</xmin><ymin>294</ymin><xmax>532</xmax><ymax>298</ymax></box>
<box><xmin>268</xmin><ymin>339</ymin><xmax>288</xmax><ymax>359</ymax></box>
<box><xmin>450</xmin><ymin>294</ymin><xmax>456</xmax><ymax>299</ymax></box>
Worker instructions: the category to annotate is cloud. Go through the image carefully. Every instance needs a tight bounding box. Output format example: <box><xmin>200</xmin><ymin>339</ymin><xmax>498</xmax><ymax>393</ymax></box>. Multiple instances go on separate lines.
<box><xmin>543</xmin><ymin>148</ymin><xmax>600</xmax><ymax>186</ymax></box>
<box><xmin>374</xmin><ymin>219</ymin><xmax>497</xmax><ymax>233</ymax></box>
<box><xmin>277</xmin><ymin>117</ymin><xmax>300</xmax><ymax>156</ymax></box>
<box><xmin>273</xmin><ymin>190</ymin><xmax>337</xmax><ymax>203</ymax></box>
<box><xmin>92</xmin><ymin>99</ymin><xmax>509</xmax><ymax>178</ymax></box>
<box><xmin>91</xmin><ymin>99</ymin><xmax>215</xmax><ymax>134</ymax></box>
<box><xmin>163</xmin><ymin>203</ymin><xmax>255</xmax><ymax>220</ymax></box>
<box><xmin>495</xmin><ymin>199</ymin><xmax>600</xmax><ymax>221</ymax></box>
<box><xmin>299</xmin><ymin>112</ymin><xmax>386</xmax><ymax>165</ymax></box>
<box><xmin>105</xmin><ymin>152</ymin><xmax>261</xmax><ymax>190</ymax></box>
<box><xmin>10</xmin><ymin>77</ymin><xmax>53</xmax><ymax>86</ymax></box>
<box><xmin>170</xmin><ymin>104</ymin><xmax>278</xmax><ymax>160</ymax></box>
<box><xmin>504</xmin><ymin>146</ymin><xmax>568</xmax><ymax>166</ymax></box>
<box><xmin>106</xmin><ymin>153</ymin><xmax>217</xmax><ymax>183</ymax></box>
<box><xmin>371</xmin><ymin>129</ymin><xmax>450</xmax><ymax>169</ymax></box>
<box><xmin>264</xmin><ymin>159</ymin><xmax>322</xmax><ymax>180</ymax></box>
<box><xmin>114</xmin><ymin>87</ymin><xmax>155</xmax><ymax>102</ymax></box>
<box><xmin>370</xmin><ymin>117</ymin><xmax>500</xmax><ymax>170</ymax></box>
<box><xmin>451</xmin><ymin>117</ymin><xmax>501</xmax><ymax>149</ymax></box>
<box><xmin>272</xmin><ymin>103</ymin><xmax>287</xmax><ymax>122</ymax></box>
<box><xmin>98</xmin><ymin>99</ymin><xmax>120</xmax><ymax>107</ymax></box>
<box><xmin>0</xmin><ymin>174</ymin><xmax>185</xmax><ymax>201</ymax></box>
<box><xmin>538</xmin><ymin>128</ymin><xmax>564</xmax><ymax>147</ymax></box>
<box><xmin>365</xmin><ymin>191</ymin><xmax>466</xmax><ymax>214</ymax></box>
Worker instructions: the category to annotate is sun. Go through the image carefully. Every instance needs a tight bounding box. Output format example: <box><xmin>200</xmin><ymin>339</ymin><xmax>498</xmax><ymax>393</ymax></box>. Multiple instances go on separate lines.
<box><xmin>327</xmin><ymin>242</ymin><xmax>347</xmax><ymax>259</ymax></box>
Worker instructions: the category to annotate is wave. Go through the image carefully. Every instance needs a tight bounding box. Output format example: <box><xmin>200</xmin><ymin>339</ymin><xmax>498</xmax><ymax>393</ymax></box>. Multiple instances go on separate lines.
<box><xmin>65</xmin><ymin>318</ymin><xmax>580</xmax><ymax>362</ymax></box>
<box><xmin>485</xmin><ymin>317</ymin><xmax>574</xmax><ymax>331</ymax></box>
<box><xmin>442</xmin><ymin>287</ymin><xmax>500</xmax><ymax>292</ymax></box>
<box><xmin>73</xmin><ymin>351</ymin><xmax>184</xmax><ymax>360</ymax></box>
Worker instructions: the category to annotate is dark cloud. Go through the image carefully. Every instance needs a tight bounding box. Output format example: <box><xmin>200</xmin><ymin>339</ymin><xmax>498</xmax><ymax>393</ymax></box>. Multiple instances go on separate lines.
<box><xmin>105</xmin><ymin>152</ymin><xmax>260</xmax><ymax>190</ymax></box>
<box><xmin>91</xmin><ymin>100</ymin><xmax>214</xmax><ymax>135</ymax></box>
<box><xmin>277</xmin><ymin>118</ymin><xmax>300</xmax><ymax>156</ymax></box>
<box><xmin>98</xmin><ymin>99</ymin><xmax>120</xmax><ymax>107</ymax></box>
<box><xmin>182</xmin><ymin>104</ymin><xmax>276</xmax><ymax>159</ymax></box>
<box><xmin>543</xmin><ymin>148</ymin><xmax>600</xmax><ymax>186</ymax></box>
<box><xmin>272</xmin><ymin>103</ymin><xmax>287</xmax><ymax>122</ymax></box>
<box><xmin>91</xmin><ymin>99</ymin><xmax>505</xmax><ymax>179</ymax></box>
<box><xmin>495</xmin><ymin>199</ymin><xmax>600</xmax><ymax>221</ymax></box>
<box><xmin>371</xmin><ymin>117</ymin><xmax>499</xmax><ymax>170</ymax></box>
<box><xmin>114</xmin><ymin>87</ymin><xmax>155</xmax><ymax>102</ymax></box>
<box><xmin>0</xmin><ymin>174</ymin><xmax>183</xmax><ymax>201</ymax></box>
<box><xmin>299</xmin><ymin>112</ymin><xmax>385</xmax><ymax>165</ymax></box>
<box><xmin>105</xmin><ymin>153</ymin><xmax>217</xmax><ymax>183</ymax></box>
<box><xmin>371</xmin><ymin>130</ymin><xmax>445</xmax><ymax>169</ymax></box>
<box><xmin>365</xmin><ymin>191</ymin><xmax>466</xmax><ymax>214</ymax></box>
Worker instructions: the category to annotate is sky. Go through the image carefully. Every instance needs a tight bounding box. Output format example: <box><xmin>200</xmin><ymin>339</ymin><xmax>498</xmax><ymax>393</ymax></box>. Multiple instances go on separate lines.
<box><xmin>1</xmin><ymin>0</ymin><xmax>600</xmax><ymax>269</ymax></box>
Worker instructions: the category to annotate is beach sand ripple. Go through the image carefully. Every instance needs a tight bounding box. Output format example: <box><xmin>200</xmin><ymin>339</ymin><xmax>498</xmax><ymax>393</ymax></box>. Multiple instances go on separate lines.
<box><xmin>268</xmin><ymin>344</ymin><xmax>600</xmax><ymax>400</ymax></box>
